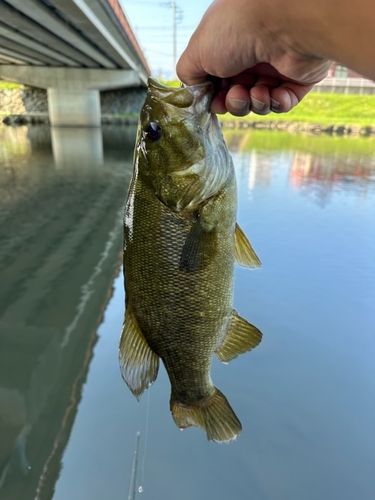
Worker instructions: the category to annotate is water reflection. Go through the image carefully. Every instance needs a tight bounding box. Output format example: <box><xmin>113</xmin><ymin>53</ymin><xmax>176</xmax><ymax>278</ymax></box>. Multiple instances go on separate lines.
<box><xmin>0</xmin><ymin>125</ymin><xmax>374</xmax><ymax>500</ymax></box>
<box><xmin>225</xmin><ymin>130</ymin><xmax>375</xmax><ymax>206</ymax></box>
<box><xmin>289</xmin><ymin>152</ymin><xmax>374</xmax><ymax>205</ymax></box>
<box><xmin>51</xmin><ymin>128</ymin><xmax>104</xmax><ymax>168</ymax></box>
<box><xmin>0</xmin><ymin>124</ymin><xmax>135</xmax><ymax>500</ymax></box>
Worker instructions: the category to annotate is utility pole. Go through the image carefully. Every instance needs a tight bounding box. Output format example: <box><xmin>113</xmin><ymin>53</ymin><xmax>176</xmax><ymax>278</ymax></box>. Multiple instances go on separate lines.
<box><xmin>172</xmin><ymin>2</ymin><xmax>177</xmax><ymax>75</ymax></box>
<box><xmin>161</xmin><ymin>2</ymin><xmax>182</xmax><ymax>77</ymax></box>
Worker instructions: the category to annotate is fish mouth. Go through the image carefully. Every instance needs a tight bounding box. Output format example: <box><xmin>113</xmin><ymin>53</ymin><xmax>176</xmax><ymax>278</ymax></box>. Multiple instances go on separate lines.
<box><xmin>148</xmin><ymin>76</ymin><xmax>213</xmax><ymax>92</ymax></box>
<box><xmin>147</xmin><ymin>77</ymin><xmax>214</xmax><ymax>112</ymax></box>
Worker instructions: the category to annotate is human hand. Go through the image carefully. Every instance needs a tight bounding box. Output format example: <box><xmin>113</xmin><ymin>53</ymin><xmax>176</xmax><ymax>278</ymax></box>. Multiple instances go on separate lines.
<box><xmin>176</xmin><ymin>0</ymin><xmax>332</xmax><ymax>116</ymax></box>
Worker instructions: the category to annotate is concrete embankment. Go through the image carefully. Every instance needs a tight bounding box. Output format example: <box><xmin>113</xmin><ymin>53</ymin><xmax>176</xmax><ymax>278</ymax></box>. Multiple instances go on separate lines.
<box><xmin>221</xmin><ymin>120</ymin><xmax>375</xmax><ymax>137</ymax></box>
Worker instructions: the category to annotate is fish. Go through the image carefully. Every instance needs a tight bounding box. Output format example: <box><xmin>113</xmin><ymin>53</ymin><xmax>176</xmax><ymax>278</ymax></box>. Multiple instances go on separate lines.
<box><xmin>119</xmin><ymin>77</ymin><xmax>262</xmax><ymax>443</ymax></box>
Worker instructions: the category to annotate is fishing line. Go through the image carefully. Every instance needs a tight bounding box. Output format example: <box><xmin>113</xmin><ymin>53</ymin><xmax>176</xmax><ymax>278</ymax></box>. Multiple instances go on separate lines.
<box><xmin>127</xmin><ymin>432</ymin><xmax>141</xmax><ymax>500</ymax></box>
<box><xmin>127</xmin><ymin>388</ymin><xmax>151</xmax><ymax>499</ymax></box>
<box><xmin>138</xmin><ymin>388</ymin><xmax>151</xmax><ymax>493</ymax></box>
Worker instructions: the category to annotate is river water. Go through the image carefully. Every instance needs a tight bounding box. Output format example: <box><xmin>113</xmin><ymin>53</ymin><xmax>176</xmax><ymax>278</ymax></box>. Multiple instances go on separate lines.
<box><xmin>0</xmin><ymin>124</ymin><xmax>374</xmax><ymax>500</ymax></box>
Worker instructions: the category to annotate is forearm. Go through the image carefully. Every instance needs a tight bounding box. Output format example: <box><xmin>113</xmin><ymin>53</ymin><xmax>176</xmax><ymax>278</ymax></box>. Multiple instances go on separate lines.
<box><xmin>266</xmin><ymin>0</ymin><xmax>375</xmax><ymax>79</ymax></box>
<box><xmin>177</xmin><ymin>0</ymin><xmax>375</xmax><ymax>115</ymax></box>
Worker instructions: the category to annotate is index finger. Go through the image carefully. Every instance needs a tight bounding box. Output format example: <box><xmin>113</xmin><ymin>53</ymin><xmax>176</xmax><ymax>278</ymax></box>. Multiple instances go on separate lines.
<box><xmin>176</xmin><ymin>48</ymin><xmax>209</xmax><ymax>86</ymax></box>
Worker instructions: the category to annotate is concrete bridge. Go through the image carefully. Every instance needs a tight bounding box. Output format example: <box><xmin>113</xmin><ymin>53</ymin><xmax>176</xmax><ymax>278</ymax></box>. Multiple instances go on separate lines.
<box><xmin>0</xmin><ymin>0</ymin><xmax>150</xmax><ymax>126</ymax></box>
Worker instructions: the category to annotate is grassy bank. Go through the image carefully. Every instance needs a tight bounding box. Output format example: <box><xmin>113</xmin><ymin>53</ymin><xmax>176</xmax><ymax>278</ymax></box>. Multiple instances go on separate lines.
<box><xmin>223</xmin><ymin>129</ymin><xmax>375</xmax><ymax>155</ymax></box>
<box><xmin>163</xmin><ymin>81</ymin><xmax>375</xmax><ymax>127</ymax></box>
<box><xmin>220</xmin><ymin>93</ymin><xmax>375</xmax><ymax>127</ymax></box>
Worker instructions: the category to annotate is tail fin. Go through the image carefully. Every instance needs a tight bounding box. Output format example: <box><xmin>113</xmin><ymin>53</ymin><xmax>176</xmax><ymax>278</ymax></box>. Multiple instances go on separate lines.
<box><xmin>170</xmin><ymin>387</ymin><xmax>242</xmax><ymax>443</ymax></box>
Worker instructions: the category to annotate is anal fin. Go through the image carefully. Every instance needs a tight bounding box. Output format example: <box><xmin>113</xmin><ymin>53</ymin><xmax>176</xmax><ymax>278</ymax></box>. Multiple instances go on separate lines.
<box><xmin>216</xmin><ymin>310</ymin><xmax>262</xmax><ymax>363</ymax></box>
<box><xmin>234</xmin><ymin>223</ymin><xmax>262</xmax><ymax>268</ymax></box>
<box><xmin>119</xmin><ymin>303</ymin><xmax>159</xmax><ymax>400</ymax></box>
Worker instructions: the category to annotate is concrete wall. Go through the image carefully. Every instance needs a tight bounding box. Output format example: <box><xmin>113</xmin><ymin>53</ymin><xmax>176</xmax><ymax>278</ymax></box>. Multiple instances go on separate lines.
<box><xmin>0</xmin><ymin>86</ymin><xmax>146</xmax><ymax>116</ymax></box>
<box><xmin>100</xmin><ymin>87</ymin><xmax>146</xmax><ymax>114</ymax></box>
<box><xmin>311</xmin><ymin>77</ymin><xmax>375</xmax><ymax>95</ymax></box>
<box><xmin>0</xmin><ymin>87</ymin><xmax>48</xmax><ymax>115</ymax></box>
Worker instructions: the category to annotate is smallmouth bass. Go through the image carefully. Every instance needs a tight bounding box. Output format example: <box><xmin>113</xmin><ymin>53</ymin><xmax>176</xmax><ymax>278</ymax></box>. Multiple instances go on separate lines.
<box><xmin>119</xmin><ymin>78</ymin><xmax>262</xmax><ymax>443</ymax></box>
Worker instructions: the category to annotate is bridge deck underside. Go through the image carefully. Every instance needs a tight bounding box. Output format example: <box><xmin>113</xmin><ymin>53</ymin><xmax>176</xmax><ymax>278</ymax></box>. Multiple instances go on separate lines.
<box><xmin>0</xmin><ymin>0</ymin><xmax>149</xmax><ymax>76</ymax></box>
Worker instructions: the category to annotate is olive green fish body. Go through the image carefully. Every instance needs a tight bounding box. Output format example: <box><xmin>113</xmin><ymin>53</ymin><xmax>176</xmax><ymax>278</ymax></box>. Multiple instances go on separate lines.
<box><xmin>120</xmin><ymin>78</ymin><xmax>262</xmax><ymax>443</ymax></box>
<box><xmin>125</xmin><ymin>166</ymin><xmax>236</xmax><ymax>404</ymax></box>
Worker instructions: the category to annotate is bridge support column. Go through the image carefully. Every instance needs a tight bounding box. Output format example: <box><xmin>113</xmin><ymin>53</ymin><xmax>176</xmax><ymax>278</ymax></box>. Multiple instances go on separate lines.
<box><xmin>48</xmin><ymin>89</ymin><xmax>101</xmax><ymax>127</ymax></box>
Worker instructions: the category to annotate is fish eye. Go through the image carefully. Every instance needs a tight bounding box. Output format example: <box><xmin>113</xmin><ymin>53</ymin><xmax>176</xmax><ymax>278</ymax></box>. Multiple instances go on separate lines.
<box><xmin>145</xmin><ymin>122</ymin><xmax>162</xmax><ymax>142</ymax></box>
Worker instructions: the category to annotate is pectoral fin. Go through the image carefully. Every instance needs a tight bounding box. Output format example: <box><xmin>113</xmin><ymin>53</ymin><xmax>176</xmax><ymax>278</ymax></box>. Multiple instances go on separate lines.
<box><xmin>119</xmin><ymin>304</ymin><xmax>159</xmax><ymax>400</ymax></box>
<box><xmin>216</xmin><ymin>310</ymin><xmax>262</xmax><ymax>363</ymax></box>
<box><xmin>180</xmin><ymin>218</ymin><xmax>217</xmax><ymax>272</ymax></box>
<box><xmin>234</xmin><ymin>223</ymin><xmax>262</xmax><ymax>268</ymax></box>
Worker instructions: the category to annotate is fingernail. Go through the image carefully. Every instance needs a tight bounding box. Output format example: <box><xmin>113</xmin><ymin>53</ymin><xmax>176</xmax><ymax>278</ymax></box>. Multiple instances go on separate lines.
<box><xmin>271</xmin><ymin>98</ymin><xmax>280</xmax><ymax>110</ymax></box>
<box><xmin>251</xmin><ymin>97</ymin><xmax>265</xmax><ymax>111</ymax></box>
<box><xmin>229</xmin><ymin>99</ymin><xmax>249</xmax><ymax>111</ymax></box>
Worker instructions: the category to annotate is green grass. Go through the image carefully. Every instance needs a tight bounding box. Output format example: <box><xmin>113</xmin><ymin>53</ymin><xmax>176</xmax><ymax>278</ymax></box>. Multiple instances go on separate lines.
<box><xmin>223</xmin><ymin>129</ymin><xmax>375</xmax><ymax>156</ymax></box>
<box><xmin>160</xmin><ymin>81</ymin><xmax>375</xmax><ymax>126</ymax></box>
<box><xmin>0</xmin><ymin>81</ymin><xmax>23</xmax><ymax>89</ymax></box>
<box><xmin>220</xmin><ymin>93</ymin><xmax>375</xmax><ymax>127</ymax></box>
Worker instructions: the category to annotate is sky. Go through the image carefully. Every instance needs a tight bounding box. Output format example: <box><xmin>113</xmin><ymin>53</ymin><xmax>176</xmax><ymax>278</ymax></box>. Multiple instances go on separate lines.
<box><xmin>120</xmin><ymin>0</ymin><xmax>213</xmax><ymax>79</ymax></box>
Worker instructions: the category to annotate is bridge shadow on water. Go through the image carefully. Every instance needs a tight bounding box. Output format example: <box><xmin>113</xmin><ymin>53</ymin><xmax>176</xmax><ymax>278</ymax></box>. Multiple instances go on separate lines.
<box><xmin>0</xmin><ymin>124</ymin><xmax>136</xmax><ymax>500</ymax></box>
